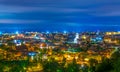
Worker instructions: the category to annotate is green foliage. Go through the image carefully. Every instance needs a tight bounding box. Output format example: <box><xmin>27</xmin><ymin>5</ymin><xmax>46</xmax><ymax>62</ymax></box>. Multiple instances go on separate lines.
<box><xmin>42</xmin><ymin>58</ymin><xmax>63</xmax><ymax>72</ymax></box>
<box><xmin>95</xmin><ymin>51</ymin><xmax>120</xmax><ymax>72</ymax></box>
<box><xmin>65</xmin><ymin>59</ymin><xmax>80</xmax><ymax>72</ymax></box>
<box><xmin>0</xmin><ymin>63</ymin><xmax>4</xmax><ymax>72</ymax></box>
<box><xmin>0</xmin><ymin>60</ymin><xmax>29</xmax><ymax>72</ymax></box>
<box><xmin>95</xmin><ymin>58</ymin><xmax>113</xmax><ymax>72</ymax></box>
<box><xmin>111</xmin><ymin>57</ymin><xmax>120</xmax><ymax>72</ymax></box>
<box><xmin>110</xmin><ymin>51</ymin><xmax>120</xmax><ymax>72</ymax></box>
<box><xmin>0</xmin><ymin>50</ymin><xmax>119</xmax><ymax>72</ymax></box>
<box><xmin>111</xmin><ymin>51</ymin><xmax>120</xmax><ymax>60</ymax></box>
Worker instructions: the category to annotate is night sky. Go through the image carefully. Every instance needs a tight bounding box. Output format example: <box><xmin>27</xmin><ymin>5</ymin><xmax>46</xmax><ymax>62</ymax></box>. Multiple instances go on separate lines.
<box><xmin>0</xmin><ymin>0</ymin><xmax>120</xmax><ymax>32</ymax></box>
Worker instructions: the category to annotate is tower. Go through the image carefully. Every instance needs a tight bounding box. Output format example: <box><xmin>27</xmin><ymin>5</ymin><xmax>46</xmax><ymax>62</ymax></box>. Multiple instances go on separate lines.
<box><xmin>74</xmin><ymin>33</ymin><xmax>79</xmax><ymax>43</ymax></box>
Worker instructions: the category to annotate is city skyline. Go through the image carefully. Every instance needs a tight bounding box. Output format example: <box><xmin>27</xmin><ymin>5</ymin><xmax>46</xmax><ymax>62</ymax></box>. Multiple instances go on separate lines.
<box><xmin>0</xmin><ymin>1</ymin><xmax>120</xmax><ymax>72</ymax></box>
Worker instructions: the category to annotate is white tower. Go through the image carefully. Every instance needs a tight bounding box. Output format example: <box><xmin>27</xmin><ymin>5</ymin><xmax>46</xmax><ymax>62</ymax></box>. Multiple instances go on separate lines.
<box><xmin>74</xmin><ymin>33</ymin><xmax>79</xmax><ymax>43</ymax></box>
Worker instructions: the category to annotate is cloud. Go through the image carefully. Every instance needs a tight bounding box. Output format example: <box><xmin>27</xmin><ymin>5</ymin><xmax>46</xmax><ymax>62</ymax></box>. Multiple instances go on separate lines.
<box><xmin>0</xmin><ymin>0</ymin><xmax>120</xmax><ymax>26</ymax></box>
<box><xmin>89</xmin><ymin>4</ymin><xmax>120</xmax><ymax>17</ymax></box>
<box><xmin>0</xmin><ymin>19</ymin><xmax>42</xmax><ymax>23</ymax></box>
<box><xmin>1</xmin><ymin>0</ymin><xmax>120</xmax><ymax>7</ymax></box>
<box><xmin>88</xmin><ymin>24</ymin><xmax>120</xmax><ymax>26</ymax></box>
<box><xmin>1</xmin><ymin>0</ymin><xmax>120</xmax><ymax>17</ymax></box>
<box><xmin>96</xmin><ymin>11</ymin><xmax>120</xmax><ymax>16</ymax></box>
<box><xmin>65</xmin><ymin>23</ymin><xmax>81</xmax><ymax>26</ymax></box>
<box><xmin>59</xmin><ymin>8</ymin><xmax>87</xmax><ymax>13</ymax></box>
<box><xmin>0</xmin><ymin>4</ymin><xmax>88</xmax><ymax>13</ymax></box>
<box><xmin>65</xmin><ymin>22</ymin><xmax>120</xmax><ymax>27</ymax></box>
<box><xmin>0</xmin><ymin>5</ymin><xmax>45</xmax><ymax>13</ymax></box>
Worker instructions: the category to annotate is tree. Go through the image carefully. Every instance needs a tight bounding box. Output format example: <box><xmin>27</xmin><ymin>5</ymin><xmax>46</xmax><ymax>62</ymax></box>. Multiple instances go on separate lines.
<box><xmin>95</xmin><ymin>58</ymin><xmax>113</xmax><ymax>72</ymax></box>
<box><xmin>111</xmin><ymin>51</ymin><xmax>120</xmax><ymax>60</ymax></box>
<box><xmin>0</xmin><ymin>62</ymin><xmax>4</xmax><ymax>72</ymax></box>
<box><xmin>111</xmin><ymin>57</ymin><xmax>120</xmax><ymax>72</ymax></box>
<box><xmin>89</xmin><ymin>59</ymin><xmax>98</xmax><ymax>72</ymax></box>
<box><xmin>110</xmin><ymin>51</ymin><xmax>120</xmax><ymax>72</ymax></box>
<box><xmin>65</xmin><ymin>58</ymin><xmax>80</xmax><ymax>72</ymax></box>
<box><xmin>42</xmin><ymin>58</ymin><xmax>61</xmax><ymax>72</ymax></box>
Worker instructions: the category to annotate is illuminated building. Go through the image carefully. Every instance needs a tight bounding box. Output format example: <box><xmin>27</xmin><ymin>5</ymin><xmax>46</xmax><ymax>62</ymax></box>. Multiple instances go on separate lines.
<box><xmin>42</xmin><ymin>54</ymin><xmax>48</xmax><ymax>60</ymax></box>
<box><xmin>74</xmin><ymin>33</ymin><xmax>79</xmax><ymax>43</ymax></box>
<box><xmin>28</xmin><ymin>52</ymin><xmax>37</xmax><ymax>61</ymax></box>
<box><xmin>90</xmin><ymin>36</ymin><xmax>103</xmax><ymax>43</ymax></box>
<box><xmin>81</xmin><ymin>35</ymin><xmax>87</xmax><ymax>40</ymax></box>
<box><xmin>40</xmin><ymin>43</ymin><xmax>48</xmax><ymax>49</ymax></box>
<box><xmin>0</xmin><ymin>31</ymin><xmax>119</xmax><ymax>71</ymax></box>
<box><xmin>14</xmin><ymin>40</ymin><xmax>22</xmax><ymax>46</ymax></box>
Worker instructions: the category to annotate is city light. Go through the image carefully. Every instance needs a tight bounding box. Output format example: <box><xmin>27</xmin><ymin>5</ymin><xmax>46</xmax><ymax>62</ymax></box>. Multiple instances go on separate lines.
<box><xmin>14</xmin><ymin>40</ymin><xmax>17</xmax><ymax>43</ymax></box>
<box><xmin>0</xmin><ymin>31</ymin><xmax>119</xmax><ymax>72</ymax></box>
<box><xmin>0</xmin><ymin>32</ymin><xmax>2</xmax><ymax>35</ymax></box>
<box><xmin>15</xmin><ymin>31</ymin><xmax>19</xmax><ymax>34</ymax></box>
<box><xmin>63</xmin><ymin>30</ymin><xmax>67</xmax><ymax>34</ymax></box>
<box><xmin>81</xmin><ymin>35</ymin><xmax>87</xmax><ymax>39</ymax></box>
<box><xmin>0</xmin><ymin>0</ymin><xmax>119</xmax><ymax>71</ymax></box>
<box><xmin>28</xmin><ymin>52</ymin><xmax>36</xmax><ymax>56</ymax></box>
<box><xmin>46</xmin><ymin>31</ymin><xmax>50</xmax><ymax>34</ymax></box>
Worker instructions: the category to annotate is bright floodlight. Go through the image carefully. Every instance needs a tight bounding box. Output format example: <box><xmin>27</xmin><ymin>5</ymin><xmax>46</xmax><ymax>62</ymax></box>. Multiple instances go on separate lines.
<box><xmin>15</xmin><ymin>31</ymin><xmax>19</xmax><ymax>34</ymax></box>
<box><xmin>0</xmin><ymin>32</ymin><xmax>2</xmax><ymax>34</ymax></box>
<box><xmin>64</xmin><ymin>31</ymin><xmax>67</xmax><ymax>34</ymax></box>
<box><xmin>46</xmin><ymin>31</ymin><xmax>49</xmax><ymax>34</ymax></box>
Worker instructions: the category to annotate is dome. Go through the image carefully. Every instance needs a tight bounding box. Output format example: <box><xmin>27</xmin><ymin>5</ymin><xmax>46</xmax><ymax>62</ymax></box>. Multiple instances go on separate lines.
<box><xmin>40</xmin><ymin>43</ymin><xmax>47</xmax><ymax>47</ymax></box>
<box><xmin>15</xmin><ymin>52</ymin><xmax>22</xmax><ymax>56</ymax></box>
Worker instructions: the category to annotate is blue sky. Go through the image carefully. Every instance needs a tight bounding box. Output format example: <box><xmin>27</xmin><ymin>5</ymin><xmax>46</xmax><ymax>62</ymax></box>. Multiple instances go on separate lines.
<box><xmin>0</xmin><ymin>0</ymin><xmax>120</xmax><ymax>32</ymax></box>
